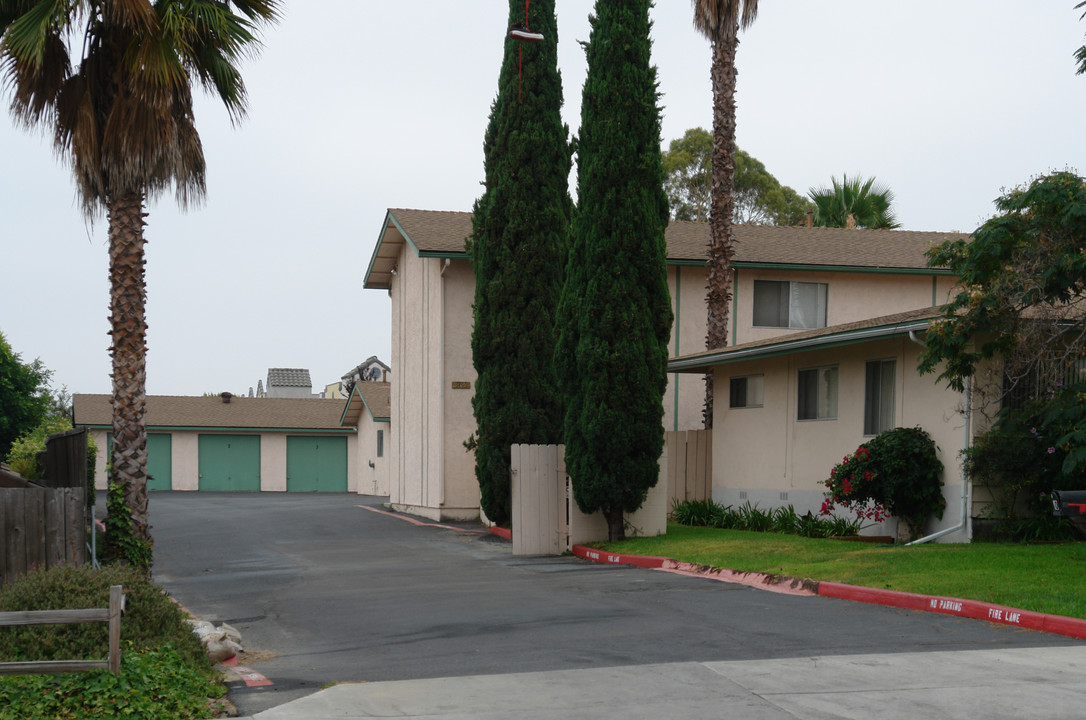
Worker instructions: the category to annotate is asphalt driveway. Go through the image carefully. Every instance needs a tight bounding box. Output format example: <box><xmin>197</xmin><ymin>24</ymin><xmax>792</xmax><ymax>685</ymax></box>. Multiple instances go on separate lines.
<box><xmin>148</xmin><ymin>492</ymin><xmax>1080</xmax><ymax>716</ymax></box>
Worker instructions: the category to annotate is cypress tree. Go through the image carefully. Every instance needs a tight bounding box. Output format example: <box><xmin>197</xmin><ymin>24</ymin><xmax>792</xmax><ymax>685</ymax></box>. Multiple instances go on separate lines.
<box><xmin>556</xmin><ymin>0</ymin><xmax>672</xmax><ymax>542</ymax></box>
<box><xmin>469</xmin><ymin>0</ymin><xmax>572</xmax><ymax>525</ymax></box>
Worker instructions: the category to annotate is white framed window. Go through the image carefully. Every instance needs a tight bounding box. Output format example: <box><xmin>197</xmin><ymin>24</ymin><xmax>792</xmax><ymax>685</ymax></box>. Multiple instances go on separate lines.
<box><xmin>753</xmin><ymin>280</ymin><xmax>828</xmax><ymax>329</ymax></box>
<box><xmin>798</xmin><ymin>365</ymin><xmax>838</xmax><ymax>420</ymax></box>
<box><xmin>864</xmin><ymin>359</ymin><xmax>896</xmax><ymax>435</ymax></box>
<box><xmin>729</xmin><ymin>375</ymin><xmax>764</xmax><ymax>408</ymax></box>
<box><xmin>377</xmin><ymin>429</ymin><xmax>384</xmax><ymax>458</ymax></box>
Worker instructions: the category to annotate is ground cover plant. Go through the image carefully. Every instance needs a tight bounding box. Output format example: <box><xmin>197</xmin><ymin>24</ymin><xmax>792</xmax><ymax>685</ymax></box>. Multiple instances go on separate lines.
<box><xmin>598</xmin><ymin>523</ymin><xmax>1086</xmax><ymax>619</ymax></box>
<box><xmin>0</xmin><ymin>564</ymin><xmax>223</xmax><ymax>720</ymax></box>
<box><xmin>671</xmin><ymin>499</ymin><xmax>862</xmax><ymax>538</ymax></box>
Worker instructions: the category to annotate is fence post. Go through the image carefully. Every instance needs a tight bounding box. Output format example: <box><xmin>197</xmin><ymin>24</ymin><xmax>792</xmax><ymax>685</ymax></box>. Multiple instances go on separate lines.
<box><xmin>108</xmin><ymin>584</ymin><xmax>123</xmax><ymax>675</ymax></box>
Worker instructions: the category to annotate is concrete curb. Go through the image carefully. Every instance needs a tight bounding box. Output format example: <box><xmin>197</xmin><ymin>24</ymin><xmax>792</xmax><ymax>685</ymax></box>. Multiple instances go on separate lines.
<box><xmin>570</xmin><ymin>544</ymin><xmax>1086</xmax><ymax>641</ymax></box>
<box><xmin>818</xmin><ymin>581</ymin><xmax>1086</xmax><ymax>639</ymax></box>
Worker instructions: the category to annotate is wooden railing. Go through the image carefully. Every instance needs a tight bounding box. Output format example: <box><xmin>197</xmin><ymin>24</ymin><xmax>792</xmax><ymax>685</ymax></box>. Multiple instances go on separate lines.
<box><xmin>0</xmin><ymin>585</ymin><xmax>124</xmax><ymax>675</ymax></box>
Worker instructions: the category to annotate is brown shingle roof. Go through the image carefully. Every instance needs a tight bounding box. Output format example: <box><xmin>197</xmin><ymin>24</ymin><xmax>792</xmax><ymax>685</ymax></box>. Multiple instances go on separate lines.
<box><xmin>365</xmin><ymin>209</ymin><xmax>964</xmax><ymax>290</ymax></box>
<box><xmin>73</xmin><ymin>394</ymin><xmax>353</xmax><ymax>431</ymax></box>
<box><xmin>340</xmin><ymin>382</ymin><xmax>390</xmax><ymax>427</ymax></box>
<box><xmin>668</xmin><ymin>306</ymin><xmax>945</xmax><ymax>373</ymax></box>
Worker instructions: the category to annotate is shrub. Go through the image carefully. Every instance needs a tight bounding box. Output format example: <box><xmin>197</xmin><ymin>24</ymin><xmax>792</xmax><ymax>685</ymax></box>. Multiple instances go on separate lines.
<box><xmin>670</xmin><ymin>500</ymin><xmax>863</xmax><ymax>538</ymax></box>
<box><xmin>4</xmin><ymin>415</ymin><xmax>72</xmax><ymax>479</ymax></box>
<box><xmin>671</xmin><ymin>498</ymin><xmax>726</xmax><ymax>526</ymax></box>
<box><xmin>823</xmin><ymin>427</ymin><xmax>944</xmax><ymax>540</ymax></box>
<box><xmin>735</xmin><ymin>501</ymin><xmax>773</xmax><ymax>532</ymax></box>
<box><xmin>0</xmin><ymin>564</ymin><xmax>209</xmax><ymax>673</ymax></box>
<box><xmin>965</xmin><ymin>393</ymin><xmax>1086</xmax><ymax>523</ymax></box>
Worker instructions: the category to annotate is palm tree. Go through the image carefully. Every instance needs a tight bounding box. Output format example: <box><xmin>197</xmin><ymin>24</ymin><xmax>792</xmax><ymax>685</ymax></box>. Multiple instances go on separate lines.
<box><xmin>1</xmin><ymin>1</ymin><xmax>279</xmax><ymax>555</ymax></box>
<box><xmin>808</xmin><ymin>174</ymin><xmax>901</xmax><ymax>229</ymax></box>
<box><xmin>691</xmin><ymin>0</ymin><xmax>759</xmax><ymax>428</ymax></box>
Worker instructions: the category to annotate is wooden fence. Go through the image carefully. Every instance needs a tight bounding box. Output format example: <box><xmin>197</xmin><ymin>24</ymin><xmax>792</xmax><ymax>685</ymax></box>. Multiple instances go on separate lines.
<box><xmin>0</xmin><ymin>585</ymin><xmax>124</xmax><ymax>675</ymax></box>
<box><xmin>510</xmin><ymin>444</ymin><xmax>669</xmax><ymax>555</ymax></box>
<box><xmin>1</xmin><ymin>427</ymin><xmax>90</xmax><ymax>586</ymax></box>
<box><xmin>665</xmin><ymin>429</ymin><xmax>711</xmax><ymax>507</ymax></box>
<box><xmin>0</xmin><ymin>486</ymin><xmax>87</xmax><ymax>586</ymax></box>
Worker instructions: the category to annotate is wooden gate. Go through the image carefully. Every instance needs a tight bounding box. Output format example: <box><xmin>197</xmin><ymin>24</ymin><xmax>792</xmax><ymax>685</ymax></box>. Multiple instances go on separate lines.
<box><xmin>510</xmin><ymin>444</ymin><xmax>566</xmax><ymax>555</ymax></box>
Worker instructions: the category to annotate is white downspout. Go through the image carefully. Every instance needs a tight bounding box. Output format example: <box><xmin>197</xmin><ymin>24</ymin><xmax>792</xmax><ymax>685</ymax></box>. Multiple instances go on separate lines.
<box><xmin>438</xmin><ymin>258</ymin><xmax>450</xmax><ymax>509</ymax></box>
<box><xmin>905</xmin><ymin>330</ymin><xmax>971</xmax><ymax>545</ymax></box>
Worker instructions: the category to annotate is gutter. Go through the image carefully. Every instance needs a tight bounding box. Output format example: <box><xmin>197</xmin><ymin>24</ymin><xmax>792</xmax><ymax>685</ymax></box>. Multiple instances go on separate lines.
<box><xmin>668</xmin><ymin>320</ymin><xmax>933</xmax><ymax>373</ymax></box>
<box><xmin>905</xmin><ymin>329</ymin><xmax>971</xmax><ymax>545</ymax></box>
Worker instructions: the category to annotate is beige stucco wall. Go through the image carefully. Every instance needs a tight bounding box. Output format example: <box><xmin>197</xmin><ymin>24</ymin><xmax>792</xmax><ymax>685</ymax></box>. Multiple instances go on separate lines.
<box><xmin>357</xmin><ymin>417</ymin><xmax>391</xmax><ymax>496</ymax></box>
<box><xmin>441</xmin><ymin>259</ymin><xmax>480</xmax><ymax>519</ymax></box>
<box><xmin>261</xmin><ymin>434</ymin><xmax>287</xmax><ymax>491</ymax></box>
<box><xmin>389</xmin><ymin>250</ymin><xmax>479</xmax><ymax>520</ymax></box>
<box><xmin>665</xmin><ymin>264</ymin><xmax>710</xmax><ymax>432</ymax></box>
<box><xmin>171</xmin><ymin>431</ymin><xmax>199</xmax><ymax>491</ymax></box>
<box><xmin>732</xmin><ymin>269</ymin><xmax>953</xmax><ymax>346</ymax></box>
<box><xmin>89</xmin><ymin>429</ymin><xmax>109</xmax><ymax>490</ymax></box>
<box><xmin>712</xmin><ymin>335</ymin><xmax>972</xmax><ymax>541</ymax></box>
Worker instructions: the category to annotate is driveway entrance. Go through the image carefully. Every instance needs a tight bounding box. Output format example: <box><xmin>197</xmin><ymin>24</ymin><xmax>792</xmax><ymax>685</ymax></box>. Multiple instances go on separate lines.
<box><xmin>148</xmin><ymin>493</ymin><xmax>1081</xmax><ymax>717</ymax></box>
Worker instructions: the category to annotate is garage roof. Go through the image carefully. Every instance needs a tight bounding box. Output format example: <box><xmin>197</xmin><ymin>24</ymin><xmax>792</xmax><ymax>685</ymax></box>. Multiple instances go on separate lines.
<box><xmin>73</xmin><ymin>394</ymin><xmax>355</xmax><ymax>432</ymax></box>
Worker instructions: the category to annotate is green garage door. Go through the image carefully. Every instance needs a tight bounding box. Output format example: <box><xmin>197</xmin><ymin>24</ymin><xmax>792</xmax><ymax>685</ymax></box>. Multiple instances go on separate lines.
<box><xmin>198</xmin><ymin>435</ymin><xmax>260</xmax><ymax>491</ymax></box>
<box><xmin>106</xmin><ymin>432</ymin><xmax>172</xmax><ymax>490</ymax></box>
<box><xmin>147</xmin><ymin>434</ymin><xmax>172</xmax><ymax>491</ymax></box>
<box><xmin>286</xmin><ymin>436</ymin><xmax>347</xmax><ymax>492</ymax></box>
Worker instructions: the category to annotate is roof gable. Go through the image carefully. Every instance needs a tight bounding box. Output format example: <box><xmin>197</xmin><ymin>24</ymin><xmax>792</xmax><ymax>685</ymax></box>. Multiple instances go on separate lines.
<box><xmin>340</xmin><ymin>382</ymin><xmax>391</xmax><ymax>426</ymax></box>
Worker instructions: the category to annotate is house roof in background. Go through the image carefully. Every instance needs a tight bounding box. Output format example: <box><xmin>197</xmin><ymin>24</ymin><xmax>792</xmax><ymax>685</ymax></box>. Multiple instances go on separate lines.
<box><xmin>340</xmin><ymin>382</ymin><xmax>391</xmax><ymax>426</ymax></box>
<box><xmin>667</xmin><ymin>306</ymin><xmax>944</xmax><ymax>373</ymax></box>
<box><xmin>364</xmin><ymin>209</ymin><xmax>965</xmax><ymax>290</ymax></box>
<box><xmin>268</xmin><ymin>368</ymin><xmax>312</xmax><ymax>388</ymax></box>
<box><xmin>73</xmin><ymin>394</ymin><xmax>353</xmax><ymax>431</ymax></box>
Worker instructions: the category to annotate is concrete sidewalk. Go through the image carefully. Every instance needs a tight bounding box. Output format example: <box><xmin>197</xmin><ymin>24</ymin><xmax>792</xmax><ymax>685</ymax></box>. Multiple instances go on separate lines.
<box><xmin>241</xmin><ymin>645</ymin><xmax>1086</xmax><ymax>719</ymax></box>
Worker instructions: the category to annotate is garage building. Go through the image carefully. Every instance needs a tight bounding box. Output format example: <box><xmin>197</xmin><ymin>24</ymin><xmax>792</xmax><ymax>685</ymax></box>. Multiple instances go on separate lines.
<box><xmin>73</xmin><ymin>394</ymin><xmax>360</xmax><ymax>492</ymax></box>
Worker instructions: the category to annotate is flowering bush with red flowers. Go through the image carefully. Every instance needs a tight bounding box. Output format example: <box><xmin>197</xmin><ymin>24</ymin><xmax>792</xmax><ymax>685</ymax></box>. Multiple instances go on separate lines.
<box><xmin>822</xmin><ymin>446</ymin><xmax>890</xmax><ymax>527</ymax></box>
<box><xmin>822</xmin><ymin>427</ymin><xmax>945</xmax><ymax>540</ymax></box>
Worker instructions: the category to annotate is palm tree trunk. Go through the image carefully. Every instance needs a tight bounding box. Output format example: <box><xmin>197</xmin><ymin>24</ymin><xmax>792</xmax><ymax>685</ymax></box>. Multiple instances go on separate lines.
<box><xmin>107</xmin><ymin>190</ymin><xmax>151</xmax><ymax>548</ymax></box>
<box><xmin>704</xmin><ymin>32</ymin><xmax>741</xmax><ymax>429</ymax></box>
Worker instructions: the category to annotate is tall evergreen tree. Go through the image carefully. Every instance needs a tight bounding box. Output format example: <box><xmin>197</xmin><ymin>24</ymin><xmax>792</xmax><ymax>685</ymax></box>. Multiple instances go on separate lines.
<box><xmin>469</xmin><ymin>0</ymin><xmax>571</xmax><ymax>525</ymax></box>
<box><xmin>556</xmin><ymin>0</ymin><xmax>672</xmax><ymax>542</ymax></box>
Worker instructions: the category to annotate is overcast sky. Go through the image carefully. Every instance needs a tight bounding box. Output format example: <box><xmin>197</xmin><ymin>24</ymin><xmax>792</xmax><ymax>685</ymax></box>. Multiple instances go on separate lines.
<box><xmin>3</xmin><ymin>1</ymin><xmax>1084</xmax><ymax>399</ymax></box>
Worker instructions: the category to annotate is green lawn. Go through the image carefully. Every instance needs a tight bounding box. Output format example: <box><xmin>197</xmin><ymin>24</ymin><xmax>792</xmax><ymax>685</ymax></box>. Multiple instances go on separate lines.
<box><xmin>598</xmin><ymin>523</ymin><xmax>1086</xmax><ymax>619</ymax></box>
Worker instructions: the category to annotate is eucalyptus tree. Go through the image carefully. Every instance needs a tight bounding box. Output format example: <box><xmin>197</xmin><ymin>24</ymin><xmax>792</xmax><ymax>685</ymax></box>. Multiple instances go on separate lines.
<box><xmin>691</xmin><ymin>0</ymin><xmax>759</xmax><ymax>428</ymax></box>
<box><xmin>0</xmin><ymin>0</ymin><xmax>279</xmax><ymax>557</ymax></box>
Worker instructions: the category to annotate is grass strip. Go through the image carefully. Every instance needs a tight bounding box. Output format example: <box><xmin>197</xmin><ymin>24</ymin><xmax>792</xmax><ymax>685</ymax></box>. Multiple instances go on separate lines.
<box><xmin>599</xmin><ymin>523</ymin><xmax>1086</xmax><ymax>619</ymax></box>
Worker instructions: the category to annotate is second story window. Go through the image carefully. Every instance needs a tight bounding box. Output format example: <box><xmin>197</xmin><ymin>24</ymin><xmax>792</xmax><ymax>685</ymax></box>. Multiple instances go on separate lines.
<box><xmin>753</xmin><ymin>280</ymin><xmax>828</xmax><ymax>329</ymax></box>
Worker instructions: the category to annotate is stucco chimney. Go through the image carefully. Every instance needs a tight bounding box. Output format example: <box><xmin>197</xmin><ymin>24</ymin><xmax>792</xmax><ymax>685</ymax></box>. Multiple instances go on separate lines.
<box><xmin>806</xmin><ymin>208</ymin><xmax>813</xmax><ymax>228</ymax></box>
<box><xmin>846</xmin><ymin>213</ymin><xmax>857</xmax><ymax>230</ymax></box>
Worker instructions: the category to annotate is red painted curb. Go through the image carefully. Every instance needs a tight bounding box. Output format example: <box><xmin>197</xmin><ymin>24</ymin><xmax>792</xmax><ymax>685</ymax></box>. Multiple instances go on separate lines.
<box><xmin>568</xmin><ymin>543</ymin><xmax>1086</xmax><ymax>641</ymax></box>
<box><xmin>489</xmin><ymin>526</ymin><xmax>512</xmax><ymax>541</ymax></box>
<box><xmin>571</xmin><ymin>544</ymin><xmax>670</xmax><ymax>569</ymax></box>
<box><xmin>817</xmin><ymin>581</ymin><xmax>1086</xmax><ymax>640</ymax></box>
